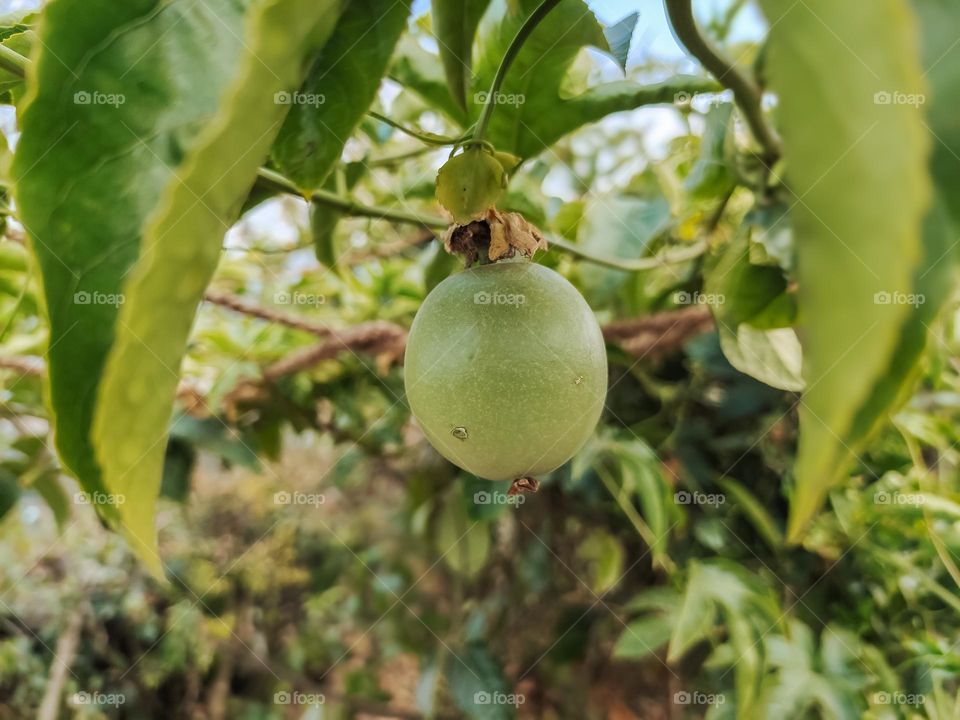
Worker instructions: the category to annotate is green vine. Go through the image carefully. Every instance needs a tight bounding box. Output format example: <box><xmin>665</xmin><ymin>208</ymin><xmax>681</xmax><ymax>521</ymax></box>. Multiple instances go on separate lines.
<box><xmin>664</xmin><ymin>0</ymin><xmax>781</xmax><ymax>161</ymax></box>
<box><xmin>471</xmin><ymin>0</ymin><xmax>562</xmax><ymax>144</ymax></box>
<box><xmin>367</xmin><ymin>110</ymin><xmax>471</xmax><ymax>146</ymax></box>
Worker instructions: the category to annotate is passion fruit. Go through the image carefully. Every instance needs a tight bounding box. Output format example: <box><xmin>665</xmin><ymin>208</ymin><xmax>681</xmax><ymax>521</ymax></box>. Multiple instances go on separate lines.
<box><xmin>404</xmin><ymin>260</ymin><xmax>607</xmax><ymax>481</ymax></box>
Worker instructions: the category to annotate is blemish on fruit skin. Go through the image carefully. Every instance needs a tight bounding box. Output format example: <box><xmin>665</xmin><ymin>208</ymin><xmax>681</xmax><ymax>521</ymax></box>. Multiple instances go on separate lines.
<box><xmin>451</xmin><ymin>426</ymin><xmax>469</xmax><ymax>440</ymax></box>
<box><xmin>574</xmin><ymin>375</ymin><xmax>584</xmax><ymax>386</ymax></box>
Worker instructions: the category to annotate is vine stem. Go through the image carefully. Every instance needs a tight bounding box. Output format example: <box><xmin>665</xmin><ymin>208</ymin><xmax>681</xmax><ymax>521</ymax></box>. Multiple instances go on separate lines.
<box><xmin>258</xmin><ymin>167</ymin><xmax>707</xmax><ymax>272</ymax></box>
<box><xmin>367</xmin><ymin>110</ymin><xmax>468</xmax><ymax>146</ymax></box>
<box><xmin>472</xmin><ymin>0</ymin><xmax>562</xmax><ymax>143</ymax></box>
<box><xmin>0</xmin><ymin>43</ymin><xmax>27</xmax><ymax>77</ymax></box>
<box><xmin>664</xmin><ymin>0</ymin><xmax>781</xmax><ymax>161</ymax></box>
<box><xmin>256</xmin><ymin>167</ymin><xmax>447</xmax><ymax>229</ymax></box>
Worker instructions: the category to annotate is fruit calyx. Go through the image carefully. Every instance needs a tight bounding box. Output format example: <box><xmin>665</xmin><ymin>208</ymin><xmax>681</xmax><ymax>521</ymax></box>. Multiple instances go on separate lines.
<box><xmin>442</xmin><ymin>207</ymin><xmax>548</xmax><ymax>267</ymax></box>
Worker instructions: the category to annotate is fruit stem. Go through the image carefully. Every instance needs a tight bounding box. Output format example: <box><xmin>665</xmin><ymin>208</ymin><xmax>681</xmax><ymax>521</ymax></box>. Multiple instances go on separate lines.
<box><xmin>472</xmin><ymin>0</ymin><xmax>563</xmax><ymax>144</ymax></box>
<box><xmin>507</xmin><ymin>476</ymin><xmax>540</xmax><ymax>496</ymax></box>
<box><xmin>664</xmin><ymin>0</ymin><xmax>781</xmax><ymax>162</ymax></box>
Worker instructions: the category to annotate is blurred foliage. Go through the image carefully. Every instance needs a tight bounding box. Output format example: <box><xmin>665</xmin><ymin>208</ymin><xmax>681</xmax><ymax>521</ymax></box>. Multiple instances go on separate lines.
<box><xmin>0</xmin><ymin>0</ymin><xmax>958</xmax><ymax>719</ymax></box>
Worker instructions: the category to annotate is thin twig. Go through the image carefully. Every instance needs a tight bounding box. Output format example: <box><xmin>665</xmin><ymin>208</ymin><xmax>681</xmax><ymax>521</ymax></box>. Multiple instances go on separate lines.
<box><xmin>203</xmin><ymin>289</ymin><xmax>337</xmax><ymax>338</ymax></box>
<box><xmin>37</xmin><ymin>607</ymin><xmax>85</xmax><ymax>720</ymax></box>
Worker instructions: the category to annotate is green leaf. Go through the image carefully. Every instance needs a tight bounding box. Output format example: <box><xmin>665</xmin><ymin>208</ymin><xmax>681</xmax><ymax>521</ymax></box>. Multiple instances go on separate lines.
<box><xmin>161</xmin><ymin>440</ymin><xmax>195</xmax><ymax>503</ymax></box>
<box><xmin>826</xmin><ymin>1</ymin><xmax>960</xmax><ymax>532</ymax></box>
<box><xmin>14</xmin><ymin>0</ymin><xmax>345</xmax><ymax>575</ymax></box>
<box><xmin>614</xmin><ymin>588</ymin><xmax>678</xmax><ymax>660</ymax></box>
<box><xmin>168</xmin><ymin>414</ymin><xmax>260</xmax><ymax>470</ymax></box>
<box><xmin>310</xmin><ymin>201</ymin><xmax>342</xmax><ymax>268</ymax></box>
<box><xmin>578</xmin><ymin>195</ymin><xmax>672</xmax><ymax>304</ymax></box>
<box><xmin>432</xmin><ymin>0</ymin><xmax>491</xmax><ymax>112</ymax></box>
<box><xmin>914</xmin><ymin>0</ymin><xmax>960</xmax><ymax>228</ymax></box>
<box><xmin>685</xmin><ymin>102</ymin><xmax>736</xmax><ymax>200</ymax></box>
<box><xmin>32</xmin><ymin>473</ymin><xmax>70</xmax><ymax>528</ymax></box>
<box><xmin>613</xmin><ymin>612</ymin><xmax>674</xmax><ymax>660</ymax></box>
<box><xmin>271</xmin><ymin>0</ymin><xmax>411</xmax><ymax>187</ymax></box>
<box><xmin>435</xmin><ymin>148</ymin><xmax>505</xmax><ymax>223</ymax></box>
<box><xmin>472</xmin><ymin>0</ymin><xmax>718</xmax><ymax>157</ymax></box>
<box><xmin>706</xmin><ymin>232</ymin><xmax>803</xmax><ymax>392</ymax></box>
<box><xmin>447</xmin><ymin>642</ymin><xmax>512</xmax><ymax>720</ymax></box>
<box><xmin>602</xmin><ymin>12</ymin><xmax>638</xmax><ymax>72</ymax></box>
<box><xmin>715</xmin><ymin>476</ymin><xmax>784</xmax><ymax>552</ymax></box>
<box><xmin>839</xmin><ymin>0</ymin><xmax>960</xmax><ymax>459</ymax></box>
<box><xmin>576</xmin><ymin>529</ymin><xmax>624</xmax><ymax>594</ymax></box>
<box><xmin>389</xmin><ymin>36</ymin><xmax>470</xmax><ymax>127</ymax></box>
<box><xmin>667</xmin><ymin>563</ymin><xmax>718</xmax><ymax>662</ymax></box>
<box><xmin>757</xmin><ymin>0</ymin><xmax>932</xmax><ymax>540</ymax></box>
<box><xmin>0</xmin><ymin>468</ymin><xmax>19</xmax><ymax>521</ymax></box>
<box><xmin>309</xmin><ymin>164</ymin><xmax>364</xmax><ymax>267</ymax></box>
<box><xmin>435</xmin><ymin>493</ymin><xmax>489</xmax><ymax>578</ymax></box>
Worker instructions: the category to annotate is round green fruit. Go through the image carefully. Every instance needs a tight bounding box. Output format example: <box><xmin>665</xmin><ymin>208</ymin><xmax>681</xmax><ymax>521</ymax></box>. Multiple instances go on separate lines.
<box><xmin>404</xmin><ymin>260</ymin><xmax>607</xmax><ymax>481</ymax></box>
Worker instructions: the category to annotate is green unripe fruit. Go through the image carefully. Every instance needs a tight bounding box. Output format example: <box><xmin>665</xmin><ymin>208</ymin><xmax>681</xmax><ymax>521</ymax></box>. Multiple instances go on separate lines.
<box><xmin>404</xmin><ymin>260</ymin><xmax>607</xmax><ymax>481</ymax></box>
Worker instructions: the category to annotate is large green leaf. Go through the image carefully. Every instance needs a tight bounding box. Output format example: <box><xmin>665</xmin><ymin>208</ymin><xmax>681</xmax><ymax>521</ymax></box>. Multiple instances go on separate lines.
<box><xmin>914</xmin><ymin>0</ymin><xmax>960</xmax><ymax>228</ymax></box>
<box><xmin>271</xmin><ymin>0</ymin><xmax>411</xmax><ymax>187</ymax></box>
<box><xmin>389</xmin><ymin>36</ymin><xmax>470</xmax><ymax>127</ymax></box>
<box><xmin>838</xmin><ymin>0</ymin><xmax>960</xmax><ymax>501</ymax></box>
<box><xmin>431</xmin><ymin>0</ymin><xmax>491</xmax><ymax>112</ymax></box>
<box><xmin>757</xmin><ymin>0</ymin><xmax>932</xmax><ymax>540</ymax></box>
<box><xmin>14</xmin><ymin>0</ymin><xmax>344</xmax><ymax>574</ymax></box>
<box><xmin>471</xmin><ymin>0</ymin><xmax>718</xmax><ymax>158</ymax></box>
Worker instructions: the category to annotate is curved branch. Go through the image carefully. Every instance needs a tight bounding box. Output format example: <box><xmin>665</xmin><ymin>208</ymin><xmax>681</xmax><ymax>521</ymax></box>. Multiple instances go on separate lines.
<box><xmin>665</xmin><ymin>0</ymin><xmax>781</xmax><ymax>161</ymax></box>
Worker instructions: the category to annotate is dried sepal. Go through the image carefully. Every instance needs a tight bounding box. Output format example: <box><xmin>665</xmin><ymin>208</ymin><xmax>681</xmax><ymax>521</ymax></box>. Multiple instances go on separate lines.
<box><xmin>442</xmin><ymin>208</ymin><xmax>548</xmax><ymax>267</ymax></box>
